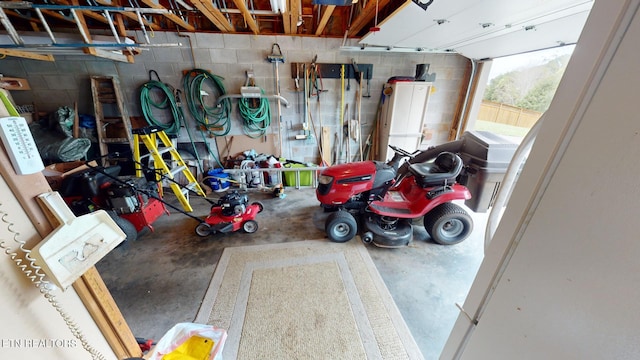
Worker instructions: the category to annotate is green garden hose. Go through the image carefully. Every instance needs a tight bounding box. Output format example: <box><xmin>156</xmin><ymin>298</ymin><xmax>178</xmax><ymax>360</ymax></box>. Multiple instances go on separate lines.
<box><xmin>183</xmin><ymin>69</ymin><xmax>232</xmax><ymax>137</ymax></box>
<box><xmin>238</xmin><ymin>88</ymin><xmax>271</xmax><ymax>138</ymax></box>
<box><xmin>139</xmin><ymin>80</ymin><xmax>182</xmax><ymax>135</ymax></box>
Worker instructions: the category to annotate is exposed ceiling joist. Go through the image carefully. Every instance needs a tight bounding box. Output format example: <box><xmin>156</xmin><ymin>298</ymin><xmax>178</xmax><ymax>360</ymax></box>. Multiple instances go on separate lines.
<box><xmin>348</xmin><ymin>0</ymin><xmax>393</xmax><ymax>36</ymax></box>
<box><xmin>52</xmin><ymin>0</ymin><xmax>110</xmax><ymax>25</ymax></box>
<box><xmin>289</xmin><ymin>0</ymin><xmax>300</xmax><ymax>34</ymax></box>
<box><xmin>0</xmin><ymin>0</ymin><xmax>593</xmax><ymax>64</ymax></box>
<box><xmin>315</xmin><ymin>5</ymin><xmax>335</xmax><ymax>36</ymax></box>
<box><xmin>139</xmin><ymin>0</ymin><xmax>195</xmax><ymax>31</ymax></box>
<box><xmin>231</xmin><ymin>0</ymin><xmax>260</xmax><ymax>34</ymax></box>
<box><xmin>282</xmin><ymin>3</ymin><xmax>291</xmax><ymax>34</ymax></box>
<box><xmin>190</xmin><ymin>0</ymin><xmax>235</xmax><ymax>32</ymax></box>
<box><xmin>69</xmin><ymin>0</ymin><xmax>98</xmax><ymax>58</ymax></box>
<box><xmin>39</xmin><ymin>8</ymin><xmax>76</xmax><ymax>24</ymax></box>
<box><xmin>0</xmin><ymin>48</ymin><xmax>54</xmax><ymax>61</ymax></box>
<box><xmin>93</xmin><ymin>0</ymin><xmax>161</xmax><ymax>30</ymax></box>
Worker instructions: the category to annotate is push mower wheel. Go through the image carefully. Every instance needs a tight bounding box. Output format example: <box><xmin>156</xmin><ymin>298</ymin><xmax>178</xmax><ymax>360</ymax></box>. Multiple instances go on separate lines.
<box><xmin>108</xmin><ymin>211</ymin><xmax>137</xmax><ymax>244</ymax></box>
<box><xmin>424</xmin><ymin>203</ymin><xmax>473</xmax><ymax>245</ymax></box>
<box><xmin>252</xmin><ymin>201</ymin><xmax>265</xmax><ymax>213</ymax></box>
<box><xmin>195</xmin><ymin>223</ymin><xmax>212</xmax><ymax>237</ymax></box>
<box><xmin>243</xmin><ymin>220</ymin><xmax>259</xmax><ymax>233</ymax></box>
<box><xmin>325</xmin><ymin>211</ymin><xmax>357</xmax><ymax>243</ymax></box>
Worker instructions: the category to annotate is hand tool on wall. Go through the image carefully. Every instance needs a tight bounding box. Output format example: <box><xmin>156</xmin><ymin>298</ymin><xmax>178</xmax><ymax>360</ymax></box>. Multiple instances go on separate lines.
<box><xmin>267</xmin><ymin>43</ymin><xmax>285</xmax><ymax>157</ymax></box>
<box><xmin>340</xmin><ymin>64</ymin><xmax>345</xmax><ymax>163</ymax></box>
<box><xmin>364</xmin><ymin>68</ymin><xmax>371</xmax><ymax>98</ymax></box>
<box><xmin>357</xmin><ymin>71</ymin><xmax>364</xmax><ymax>161</ymax></box>
<box><xmin>351</xmin><ymin>60</ymin><xmax>361</xmax><ymax>86</ymax></box>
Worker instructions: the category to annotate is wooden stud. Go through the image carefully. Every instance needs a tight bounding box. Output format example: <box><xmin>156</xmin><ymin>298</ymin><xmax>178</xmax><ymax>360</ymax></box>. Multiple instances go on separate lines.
<box><xmin>289</xmin><ymin>0</ymin><xmax>300</xmax><ymax>34</ymax></box>
<box><xmin>322</xmin><ymin>126</ymin><xmax>332</xmax><ymax>166</ymax></box>
<box><xmin>315</xmin><ymin>5</ymin><xmax>335</xmax><ymax>36</ymax></box>
<box><xmin>282</xmin><ymin>0</ymin><xmax>291</xmax><ymax>34</ymax></box>
<box><xmin>348</xmin><ymin>0</ymin><xmax>398</xmax><ymax>36</ymax></box>
<box><xmin>74</xmin><ymin>267</ymin><xmax>142</xmax><ymax>359</ymax></box>
<box><xmin>191</xmin><ymin>0</ymin><xmax>234</xmax><ymax>32</ymax></box>
<box><xmin>0</xmin><ymin>141</ymin><xmax>141</xmax><ymax>360</ymax></box>
<box><xmin>93</xmin><ymin>0</ymin><xmax>162</xmax><ymax>30</ymax></box>
<box><xmin>139</xmin><ymin>0</ymin><xmax>196</xmax><ymax>31</ymax></box>
<box><xmin>231</xmin><ymin>0</ymin><xmax>260</xmax><ymax>34</ymax></box>
<box><xmin>0</xmin><ymin>49</ymin><xmax>54</xmax><ymax>62</ymax></box>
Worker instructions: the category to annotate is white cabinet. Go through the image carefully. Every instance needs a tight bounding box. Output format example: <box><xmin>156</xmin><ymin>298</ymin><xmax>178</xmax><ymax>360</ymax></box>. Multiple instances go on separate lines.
<box><xmin>377</xmin><ymin>81</ymin><xmax>433</xmax><ymax>161</ymax></box>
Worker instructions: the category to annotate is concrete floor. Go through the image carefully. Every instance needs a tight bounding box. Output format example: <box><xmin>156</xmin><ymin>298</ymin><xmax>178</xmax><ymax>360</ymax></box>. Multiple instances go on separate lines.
<box><xmin>96</xmin><ymin>188</ymin><xmax>486</xmax><ymax>360</ymax></box>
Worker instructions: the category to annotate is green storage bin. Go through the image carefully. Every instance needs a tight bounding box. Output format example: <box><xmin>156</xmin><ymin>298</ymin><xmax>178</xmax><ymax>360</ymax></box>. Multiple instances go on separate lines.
<box><xmin>284</xmin><ymin>163</ymin><xmax>313</xmax><ymax>186</ymax></box>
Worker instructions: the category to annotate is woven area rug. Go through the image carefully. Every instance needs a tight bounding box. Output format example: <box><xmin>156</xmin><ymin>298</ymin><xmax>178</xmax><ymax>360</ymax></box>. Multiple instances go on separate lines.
<box><xmin>194</xmin><ymin>240</ymin><xmax>424</xmax><ymax>360</ymax></box>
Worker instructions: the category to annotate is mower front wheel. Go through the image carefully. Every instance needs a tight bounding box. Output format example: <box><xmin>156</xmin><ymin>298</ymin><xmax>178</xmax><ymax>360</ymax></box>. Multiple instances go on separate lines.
<box><xmin>195</xmin><ymin>223</ymin><xmax>212</xmax><ymax>237</ymax></box>
<box><xmin>325</xmin><ymin>211</ymin><xmax>357</xmax><ymax>243</ymax></box>
<box><xmin>243</xmin><ymin>220</ymin><xmax>259</xmax><ymax>233</ymax></box>
<box><xmin>424</xmin><ymin>203</ymin><xmax>473</xmax><ymax>245</ymax></box>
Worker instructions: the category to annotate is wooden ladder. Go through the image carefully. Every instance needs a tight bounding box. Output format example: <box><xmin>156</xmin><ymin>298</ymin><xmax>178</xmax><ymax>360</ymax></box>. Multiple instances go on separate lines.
<box><xmin>132</xmin><ymin>126</ymin><xmax>205</xmax><ymax>212</ymax></box>
<box><xmin>91</xmin><ymin>76</ymin><xmax>134</xmax><ymax>166</ymax></box>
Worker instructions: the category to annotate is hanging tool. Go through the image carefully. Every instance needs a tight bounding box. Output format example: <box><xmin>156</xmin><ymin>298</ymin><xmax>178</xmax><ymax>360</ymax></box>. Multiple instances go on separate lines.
<box><xmin>340</xmin><ymin>65</ymin><xmax>345</xmax><ymax>163</ymax></box>
<box><xmin>267</xmin><ymin>43</ymin><xmax>285</xmax><ymax>158</ymax></box>
<box><xmin>344</xmin><ymin>103</ymin><xmax>350</xmax><ymax>162</ymax></box>
<box><xmin>295</xmin><ymin>63</ymin><xmax>301</xmax><ymax>114</ymax></box>
<box><xmin>351</xmin><ymin>60</ymin><xmax>361</xmax><ymax>85</ymax></box>
<box><xmin>364</xmin><ymin>67</ymin><xmax>372</xmax><ymax>98</ymax></box>
<box><xmin>309</xmin><ymin>55</ymin><xmax>327</xmax><ymax>100</ymax></box>
<box><xmin>299</xmin><ymin>63</ymin><xmax>310</xmax><ymax>139</ymax></box>
<box><xmin>357</xmin><ymin>71</ymin><xmax>364</xmax><ymax>161</ymax></box>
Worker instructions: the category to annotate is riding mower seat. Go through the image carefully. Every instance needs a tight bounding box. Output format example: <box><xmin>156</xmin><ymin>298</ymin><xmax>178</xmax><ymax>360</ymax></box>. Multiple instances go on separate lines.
<box><xmin>408</xmin><ymin>152</ymin><xmax>463</xmax><ymax>187</ymax></box>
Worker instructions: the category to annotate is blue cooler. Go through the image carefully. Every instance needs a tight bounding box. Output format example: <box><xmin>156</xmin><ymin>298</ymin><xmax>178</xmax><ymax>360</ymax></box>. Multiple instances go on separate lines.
<box><xmin>207</xmin><ymin>168</ymin><xmax>230</xmax><ymax>192</ymax></box>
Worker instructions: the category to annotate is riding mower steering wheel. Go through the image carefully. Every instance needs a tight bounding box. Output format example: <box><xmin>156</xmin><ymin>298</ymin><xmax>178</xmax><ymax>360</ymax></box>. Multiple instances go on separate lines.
<box><xmin>389</xmin><ymin>145</ymin><xmax>421</xmax><ymax>159</ymax></box>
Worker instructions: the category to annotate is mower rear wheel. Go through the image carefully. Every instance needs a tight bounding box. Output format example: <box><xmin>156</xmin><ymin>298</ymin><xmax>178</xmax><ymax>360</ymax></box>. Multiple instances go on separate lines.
<box><xmin>243</xmin><ymin>220</ymin><xmax>259</xmax><ymax>233</ymax></box>
<box><xmin>252</xmin><ymin>202</ymin><xmax>264</xmax><ymax>213</ymax></box>
<box><xmin>424</xmin><ymin>203</ymin><xmax>473</xmax><ymax>245</ymax></box>
<box><xmin>326</xmin><ymin>211</ymin><xmax>357</xmax><ymax>243</ymax></box>
<box><xmin>108</xmin><ymin>211</ymin><xmax>137</xmax><ymax>243</ymax></box>
<box><xmin>195</xmin><ymin>223</ymin><xmax>212</xmax><ymax>237</ymax></box>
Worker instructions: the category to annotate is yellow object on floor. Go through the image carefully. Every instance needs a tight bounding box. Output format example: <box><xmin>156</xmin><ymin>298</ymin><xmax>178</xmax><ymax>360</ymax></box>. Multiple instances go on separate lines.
<box><xmin>162</xmin><ymin>335</ymin><xmax>214</xmax><ymax>360</ymax></box>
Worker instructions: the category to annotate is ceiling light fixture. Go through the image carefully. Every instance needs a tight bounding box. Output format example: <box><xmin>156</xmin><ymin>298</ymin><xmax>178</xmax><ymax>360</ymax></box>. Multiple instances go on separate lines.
<box><xmin>269</xmin><ymin>0</ymin><xmax>286</xmax><ymax>13</ymax></box>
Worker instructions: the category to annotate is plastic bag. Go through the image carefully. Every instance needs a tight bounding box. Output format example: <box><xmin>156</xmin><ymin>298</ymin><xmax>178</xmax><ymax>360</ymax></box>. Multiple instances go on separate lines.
<box><xmin>147</xmin><ymin>323</ymin><xmax>227</xmax><ymax>360</ymax></box>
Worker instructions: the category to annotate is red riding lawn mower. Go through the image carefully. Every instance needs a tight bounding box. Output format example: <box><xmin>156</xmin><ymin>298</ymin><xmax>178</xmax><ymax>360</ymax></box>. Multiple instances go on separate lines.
<box><xmin>316</xmin><ymin>142</ymin><xmax>474</xmax><ymax>247</ymax></box>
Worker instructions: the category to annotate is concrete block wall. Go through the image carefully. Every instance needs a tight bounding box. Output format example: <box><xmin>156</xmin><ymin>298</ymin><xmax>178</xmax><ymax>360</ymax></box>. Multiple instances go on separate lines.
<box><xmin>5</xmin><ymin>32</ymin><xmax>469</xmax><ymax>164</ymax></box>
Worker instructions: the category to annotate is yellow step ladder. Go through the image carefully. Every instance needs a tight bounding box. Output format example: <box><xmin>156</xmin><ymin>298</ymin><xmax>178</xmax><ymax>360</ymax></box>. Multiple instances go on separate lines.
<box><xmin>132</xmin><ymin>126</ymin><xmax>205</xmax><ymax>212</ymax></box>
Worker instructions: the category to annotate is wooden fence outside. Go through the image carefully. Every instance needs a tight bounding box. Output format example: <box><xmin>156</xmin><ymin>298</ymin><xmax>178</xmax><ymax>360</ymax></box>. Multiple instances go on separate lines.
<box><xmin>478</xmin><ymin>100</ymin><xmax>542</xmax><ymax>128</ymax></box>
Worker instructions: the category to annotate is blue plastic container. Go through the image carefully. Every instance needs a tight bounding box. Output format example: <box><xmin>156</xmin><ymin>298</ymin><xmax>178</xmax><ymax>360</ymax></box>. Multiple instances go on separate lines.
<box><xmin>207</xmin><ymin>168</ymin><xmax>230</xmax><ymax>192</ymax></box>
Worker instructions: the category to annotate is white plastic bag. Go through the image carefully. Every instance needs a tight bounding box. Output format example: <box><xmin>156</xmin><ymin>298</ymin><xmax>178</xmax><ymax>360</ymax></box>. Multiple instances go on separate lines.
<box><xmin>147</xmin><ymin>322</ymin><xmax>227</xmax><ymax>360</ymax></box>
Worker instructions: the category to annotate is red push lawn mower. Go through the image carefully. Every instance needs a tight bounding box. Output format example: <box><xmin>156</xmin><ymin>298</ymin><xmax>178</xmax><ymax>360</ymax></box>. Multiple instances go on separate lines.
<box><xmin>194</xmin><ymin>190</ymin><xmax>264</xmax><ymax>236</ymax></box>
<box><xmin>59</xmin><ymin>164</ymin><xmax>168</xmax><ymax>243</ymax></box>
<box><xmin>316</xmin><ymin>144</ymin><xmax>473</xmax><ymax>247</ymax></box>
<box><xmin>61</xmin><ymin>161</ymin><xmax>265</xmax><ymax>240</ymax></box>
